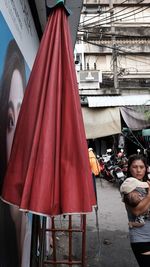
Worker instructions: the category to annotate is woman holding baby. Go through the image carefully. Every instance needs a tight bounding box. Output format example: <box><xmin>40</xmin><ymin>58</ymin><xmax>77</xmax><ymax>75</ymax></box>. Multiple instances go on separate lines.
<box><xmin>120</xmin><ymin>154</ymin><xmax>150</xmax><ymax>267</ymax></box>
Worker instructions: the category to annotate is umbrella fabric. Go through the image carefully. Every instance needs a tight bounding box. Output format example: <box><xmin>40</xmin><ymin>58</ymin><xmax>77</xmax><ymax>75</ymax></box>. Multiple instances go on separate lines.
<box><xmin>1</xmin><ymin>6</ymin><xmax>96</xmax><ymax>216</ymax></box>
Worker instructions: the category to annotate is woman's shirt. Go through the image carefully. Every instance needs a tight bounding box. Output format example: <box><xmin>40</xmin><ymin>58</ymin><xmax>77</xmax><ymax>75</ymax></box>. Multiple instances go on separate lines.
<box><xmin>128</xmin><ymin>218</ymin><xmax>150</xmax><ymax>243</ymax></box>
<box><xmin>125</xmin><ymin>188</ymin><xmax>150</xmax><ymax>243</ymax></box>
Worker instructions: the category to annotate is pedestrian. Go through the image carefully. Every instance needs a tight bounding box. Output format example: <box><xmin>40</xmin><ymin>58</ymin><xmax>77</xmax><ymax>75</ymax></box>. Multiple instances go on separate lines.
<box><xmin>88</xmin><ymin>148</ymin><xmax>100</xmax><ymax>205</ymax></box>
<box><xmin>120</xmin><ymin>154</ymin><xmax>150</xmax><ymax>267</ymax></box>
<box><xmin>88</xmin><ymin>148</ymin><xmax>101</xmax><ymax>177</ymax></box>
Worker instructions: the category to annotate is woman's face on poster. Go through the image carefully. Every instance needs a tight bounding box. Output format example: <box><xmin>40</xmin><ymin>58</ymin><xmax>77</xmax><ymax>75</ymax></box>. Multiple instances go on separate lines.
<box><xmin>7</xmin><ymin>69</ymin><xmax>24</xmax><ymax>161</ymax></box>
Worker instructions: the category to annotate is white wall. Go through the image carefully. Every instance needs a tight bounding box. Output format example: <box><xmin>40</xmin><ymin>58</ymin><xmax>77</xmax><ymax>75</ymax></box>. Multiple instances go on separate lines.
<box><xmin>0</xmin><ymin>0</ymin><xmax>39</xmax><ymax>69</ymax></box>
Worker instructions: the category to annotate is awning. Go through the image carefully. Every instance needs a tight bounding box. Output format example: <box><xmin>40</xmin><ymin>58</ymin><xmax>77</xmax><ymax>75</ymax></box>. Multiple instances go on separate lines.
<box><xmin>87</xmin><ymin>95</ymin><xmax>150</xmax><ymax>107</ymax></box>
<box><xmin>82</xmin><ymin>107</ymin><xmax>121</xmax><ymax>139</ymax></box>
<box><xmin>120</xmin><ymin>106</ymin><xmax>150</xmax><ymax>130</ymax></box>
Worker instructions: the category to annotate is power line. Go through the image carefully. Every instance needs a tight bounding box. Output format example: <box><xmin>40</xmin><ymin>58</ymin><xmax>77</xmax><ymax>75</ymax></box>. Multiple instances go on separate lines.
<box><xmin>100</xmin><ymin>6</ymin><xmax>149</xmax><ymax>27</ymax></box>
<box><xmin>80</xmin><ymin>4</ymin><xmax>149</xmax><ymax>30</ymax></box>
<box><xmin>80</xmin><ymin>5</ymin><xmax>148</xmax><ymax>31</ymax></box>
<box><xmin>79</xmin><ymin>0</ymin><xmax>145</xmax><ymax>29</ymax></box>
<box><xmin>122</xmin><ymin>131</ymin><xmax>146</xmax><ymax>150</ymax></box>
<box><xmin>77</xmin><ymin>2</ymin><xmax>150</xmax><ymax>76</ymax></box>
<box><xmin>78</xmin><ymin>28</ymin><xmax>150</xmax><ymax>40</ymax></box>
<box><xmin>79</xmin><ymin>0</ymin><xmax>130</xmax><ymax>26</ymax></box>
<box><xmin>80</xmin><ymin>4</ymin><xmax>137</xmax><ymax>29</ymax></box>
<box><xmin>77</xmin><ymin>38</ymin><xmax>150</xmax><ymax>66</ymax></box>
<box><xmin>79</xmin><ymin>0</ymin><xmax>144</xmax><ymax>26</ymax></box>
<box><xmin>78</xmin><ymin>29</ymin><xmax>150</xmax><ymax>55</ymax></box>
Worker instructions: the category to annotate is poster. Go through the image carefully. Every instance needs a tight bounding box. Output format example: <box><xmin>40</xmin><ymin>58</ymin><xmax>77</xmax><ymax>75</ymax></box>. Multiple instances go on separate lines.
<box><xmin>0</xmin><ymin>1</ymin><xmax>39</xmax><ymax>266</ymax></box>
<box><xmin>0</xmin><ymin>0</ymin><xmax>39</xmax><ymax>69</ymax></box>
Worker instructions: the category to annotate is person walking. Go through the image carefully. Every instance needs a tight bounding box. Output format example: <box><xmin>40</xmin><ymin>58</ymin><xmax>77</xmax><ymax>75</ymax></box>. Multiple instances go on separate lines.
<box><xmin>120</xmin><ymin>154</ymin><xmax>150</xmax><ymax>267</ymax></box>
<box><xmin>88</xmin><ymin>148</ymin><xmax>100</xmax><ymax>205</ymax></box>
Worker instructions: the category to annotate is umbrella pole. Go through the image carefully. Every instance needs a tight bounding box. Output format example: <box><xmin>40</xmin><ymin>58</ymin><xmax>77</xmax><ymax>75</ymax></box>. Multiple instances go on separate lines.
<box><xmin>30</xmin><ymin>214</ymin><xmax>41</xmax><ymax>267</ymax></box>
<box><xmin>81</xmin><ymin>214</ymin><xmax>86</xmax><ymax>267</ymax></box>
<box><xmin>51</xmin><ymin>216</ymin><xmax>57</xmax><ymax>266</ymax></box>
<box><xmin>68</xmin><ymin>215</ymin><xmax>72</xmax><ymax>264</ymax></box>
<box><xmin>39</xmin><ymin>216</ymin><xmax>46</xmax><ymax>267</ymax></box>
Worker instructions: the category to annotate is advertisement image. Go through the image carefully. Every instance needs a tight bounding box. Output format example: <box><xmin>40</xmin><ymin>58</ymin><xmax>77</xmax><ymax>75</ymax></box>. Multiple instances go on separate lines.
<box><xmin>0</xmin><ymin>12</ymin><xmax>32</xmax><ymax>267</ymax></box>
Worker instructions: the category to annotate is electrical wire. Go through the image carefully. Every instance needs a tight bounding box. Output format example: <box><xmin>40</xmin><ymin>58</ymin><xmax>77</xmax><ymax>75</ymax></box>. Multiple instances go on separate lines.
<box><xmin>128</xmin><ymin>128</ymin><xmax>146</xmax><ymax>150</ymax></box>
<box><xmin>78</xmin><ymin>28</ymin><xmax>150</xmax><ymax>57</ymax></box>
<box><xmin>80</xmin><ymin>5</ymin><xmax>149</xmax><ymax>30</ymax></box>
<box><xmin>79</xmin><ymin>0</ymin><xmax>136</xmax><ymax>26</ymax></box>
<box><xmin>79</xmin><ymin>0</ymin><xmax>145</xmax><ymax>29</ymax></box>
<box><xmin>121</xmin><ymin>54</ymin><xmax>150</xmax><ymax>66</ymax></box>
<box><xmin>77</xmin><ymin>5</ymin><xmax>150</xmax><ymax>73</ymax></box>
<box><xmin>77</xmin><ymin>37</ymin><xmax>150</xmax><ymax>66</ymax></box>
<box><xmin>121</xmin><ymin>131</ymin><xmax>143</xmax><ymax>150</ymax></box>
<box><xmin>122</xmin><ymin>130</ymin><xmax>146</xmax><ymax>150</ymax></box>
<box><xmin>98</xmin><ymin>32</ymin><xmax>150</xmax><ymax>39</ymax></box>
<box><xmin>77</xmin><ymin>34</ymin><xmax>149</xmax><ymax>55</ymax></box>
<box><xmin>78</xmin><ymin>28</ymin><xmax>150</xmax><ymax>40</ymax></box>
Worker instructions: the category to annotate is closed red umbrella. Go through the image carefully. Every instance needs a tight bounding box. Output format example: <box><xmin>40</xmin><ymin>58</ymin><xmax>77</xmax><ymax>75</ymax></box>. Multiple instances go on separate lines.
<box><xmin>1</xmin><ymin>1</ymin><xmax>96</xmax><ymax>216</ymax></box>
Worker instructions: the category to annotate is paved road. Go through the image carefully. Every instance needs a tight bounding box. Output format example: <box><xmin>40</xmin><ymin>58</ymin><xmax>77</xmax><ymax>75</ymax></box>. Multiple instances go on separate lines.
<box><xmin>85</xmin><ymin>178</ymin><xmax>139</xmax><ymax>267</ymax></box>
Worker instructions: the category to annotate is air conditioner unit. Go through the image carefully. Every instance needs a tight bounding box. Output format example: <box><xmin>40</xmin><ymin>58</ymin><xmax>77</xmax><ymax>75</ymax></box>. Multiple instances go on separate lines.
<box><xmin>78</xmin><ymin>70</ymin><xmax>102</xmax><ymax>90</ymax></box>
<box><xmin>86</xmin><ymin>0</ymin><xmax>100</xmax><ymax>3</ymax></box>
<box><xmin>79</xmin><ymin>70</ymin><xmax>102</xmax><ymax>82</ymax></box>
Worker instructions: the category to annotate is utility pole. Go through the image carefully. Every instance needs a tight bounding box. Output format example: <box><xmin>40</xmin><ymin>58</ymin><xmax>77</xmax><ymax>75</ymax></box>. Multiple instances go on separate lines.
<box><xmin>109</xmin><ymin>0</ymin><xmax>118</xmax><ymax>90</ymax></box>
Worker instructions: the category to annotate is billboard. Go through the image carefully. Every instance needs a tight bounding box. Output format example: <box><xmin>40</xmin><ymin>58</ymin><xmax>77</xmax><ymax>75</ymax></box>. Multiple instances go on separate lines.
<box><xmin>0</xmin><ymin>0</ymin><xmax>39</xmax><ymax>69</ymax></box>
<box><xmin>0</xmin><ymin>1</ymin><xmax>40</xmax><ymax>266</ymax></box>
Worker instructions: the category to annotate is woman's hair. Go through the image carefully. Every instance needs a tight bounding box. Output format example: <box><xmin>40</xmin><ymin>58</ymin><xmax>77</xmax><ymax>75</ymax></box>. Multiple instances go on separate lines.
<box><xmin>0</xmin><ymin>39</ymin><xmax>26</xmax><ymax>191</ymax></box>
<box><xmin>127</xmin><ymin>154</ymin><xmax>148</xmax><ymax>181</ymax></box>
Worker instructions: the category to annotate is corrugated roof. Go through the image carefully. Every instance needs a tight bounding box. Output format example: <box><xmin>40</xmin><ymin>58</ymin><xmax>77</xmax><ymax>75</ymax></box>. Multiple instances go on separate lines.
<box><xmin>87</xmin><ymin>94</ymin><xmax>150</xmax><ymax>107</ymax></box>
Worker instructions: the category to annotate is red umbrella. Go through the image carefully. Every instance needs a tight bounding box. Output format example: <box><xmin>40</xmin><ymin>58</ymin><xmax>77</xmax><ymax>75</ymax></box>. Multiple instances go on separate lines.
<box><xmin>1</xmin><ymin>2</ymin><xmax>96</xmax><ymax>216</ymax></box>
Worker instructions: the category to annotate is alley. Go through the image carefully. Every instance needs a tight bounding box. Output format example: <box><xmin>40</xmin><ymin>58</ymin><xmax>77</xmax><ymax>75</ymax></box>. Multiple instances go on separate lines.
<box><xmin>85</xmin><ymin>178</ymin><xmax>139</xmax><ymax>267</ymax></box>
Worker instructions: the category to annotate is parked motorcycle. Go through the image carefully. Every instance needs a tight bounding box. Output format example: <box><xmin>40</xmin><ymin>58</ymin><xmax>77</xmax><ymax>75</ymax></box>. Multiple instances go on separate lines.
<box><xmin>110</xmin><ymin>165</ymin><xmax>126</xmax><ymax>187</ymax></box>
<box><xmin>102</xmin><ymin>149</ymin><xmax>126</xmax><ymax>185</ymax></box>
<box><xmin>101</xmin><ymin>149</ymin><xmax>115</xmax><ymax>182</ymax></box>
<box><xmin>116</xmin><ymin>149</ymin><xmax>128</xmax><ymax>177</ymax></box>
<box><xmin>97</xmin><ymin>155</ymin><xmax>105</xmax><ymax>177</ymax></box>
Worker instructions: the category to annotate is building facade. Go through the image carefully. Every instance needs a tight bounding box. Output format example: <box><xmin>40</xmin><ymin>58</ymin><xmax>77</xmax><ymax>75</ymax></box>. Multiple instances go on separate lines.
<box><xmin>75</xmin><ymin>0</ymin><xmax>150</xmax><ymax>156</ymax></box>
<box><xmin>75</xmin><ymin>0</ymin><xmax>150</xmax><ymax>97</ymax></box>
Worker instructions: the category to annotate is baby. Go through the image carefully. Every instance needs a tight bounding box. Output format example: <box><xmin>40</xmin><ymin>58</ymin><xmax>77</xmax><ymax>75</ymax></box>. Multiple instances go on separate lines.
<box><xmin>120</xmin><ymin>177</ymin><xmax>149</xmax><ymax>228</ymax></box>
<box><xmin>123</xmin><ymin>189</ymin><xmax>145</xmax><ymax>227</ymax></box>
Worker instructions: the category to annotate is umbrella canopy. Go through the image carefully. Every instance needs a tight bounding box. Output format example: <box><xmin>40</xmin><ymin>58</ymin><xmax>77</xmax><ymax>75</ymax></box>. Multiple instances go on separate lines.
<box><xmin>1</xmin><ymin>3</ymin><xmax>96</xmax><ymax>216</ymax></box>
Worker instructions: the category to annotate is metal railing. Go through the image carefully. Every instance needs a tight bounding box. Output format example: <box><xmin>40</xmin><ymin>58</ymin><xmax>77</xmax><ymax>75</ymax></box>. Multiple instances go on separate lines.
<box><xmin>38</xmin><ymin>215</ymin><xmax>87</xmax><ymax>267</ymax></box>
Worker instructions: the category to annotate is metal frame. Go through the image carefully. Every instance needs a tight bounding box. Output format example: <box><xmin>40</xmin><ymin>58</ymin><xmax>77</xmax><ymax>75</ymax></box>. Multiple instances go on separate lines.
<box><xmin>38</xmin><ymin>214</ymin><xmax>87</xmax><ymax>266</ymax></box>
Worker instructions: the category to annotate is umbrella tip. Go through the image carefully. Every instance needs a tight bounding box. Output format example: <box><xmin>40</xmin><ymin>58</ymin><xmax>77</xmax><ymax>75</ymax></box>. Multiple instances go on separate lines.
<box><xmin>56</xmin><ymin>0</ymin><xmax>64</xmax><ymax>4</ymax></box>
<box><xmin>46</xmin><ymin>0</ymin><xmax>71</xmax><ymax>16</ymax></box>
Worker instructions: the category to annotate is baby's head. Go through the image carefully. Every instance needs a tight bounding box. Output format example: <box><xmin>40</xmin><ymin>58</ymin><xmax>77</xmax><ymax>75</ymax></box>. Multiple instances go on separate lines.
<box><xmin>120</xmin><ymin>177</ymin><xmax>149</xmax><ymax>207</ymax></box>
<box><xmin>120</xmin><ymin>177</ymin><xmax>149</xmax><ymax>194</ymax></box>
<box><xmin>123</xmin><ymin>190</ymin><xmax>143</xmax><ymax>207</ymax></box>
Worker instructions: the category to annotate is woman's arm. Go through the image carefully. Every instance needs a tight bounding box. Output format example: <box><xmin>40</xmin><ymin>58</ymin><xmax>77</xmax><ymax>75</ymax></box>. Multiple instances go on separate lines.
<box><xmin>131</xmin><ymin>183</ymin><xmax>150</xmax><ymax>216</ymax></box>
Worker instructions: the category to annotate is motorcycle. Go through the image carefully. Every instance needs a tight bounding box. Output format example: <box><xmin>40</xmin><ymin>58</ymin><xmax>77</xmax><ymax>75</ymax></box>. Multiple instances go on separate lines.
<box><xmin>110</xmin><ymin>165</ymin><xmax>126</xmax><ymax>187</ymax></box>
<box><xmin>97</xmin><ymin>155</ymin><xmax>105</xmax><ymax>177</ymax></box>
<box><xmin>101</xmin><ymin>149</ymin><xmax>116</xmax><ymax>182</ymax></box>
<box><xmin>101</xmin><ymin>149</ymin><xmax>126</xmax><ymax>185</ymax></box>
<box><xmin>116</xmin><ymin>149</ymin><xmax>128</xmax><ymax>177</ymax></box>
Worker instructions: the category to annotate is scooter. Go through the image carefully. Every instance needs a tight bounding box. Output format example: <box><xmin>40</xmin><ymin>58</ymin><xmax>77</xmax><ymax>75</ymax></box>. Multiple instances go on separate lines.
<box><xmin>116</xmin><ymin>149</ymin><xmax>128</xmax><ymax>177</ymax></box>
<box><xmin>97</xmin><ymin>155</ymin><xmax>105</xmax><ymax>178</ymax></box>
<box><xmin>110</xmin><ymin>165</ymin><xmax>126</xmax><ymax>187</ymax></box>
<box><xmin>101</xmin><ymin>150</ymin><xmax>115</xmax><ymax>182</ymax></box>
